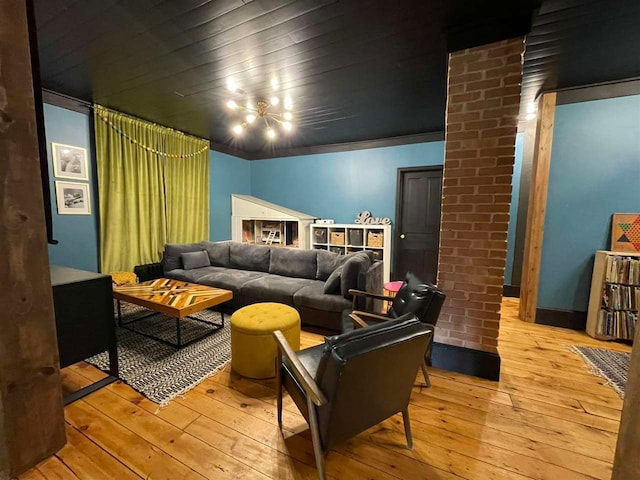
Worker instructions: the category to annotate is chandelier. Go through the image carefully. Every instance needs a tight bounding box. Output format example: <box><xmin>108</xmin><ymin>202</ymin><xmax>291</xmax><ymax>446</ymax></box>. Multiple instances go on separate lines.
<box><xmin>226</xmin><ymin>96</ymin><xmax>293</xmax><ymax>141</ymax></box>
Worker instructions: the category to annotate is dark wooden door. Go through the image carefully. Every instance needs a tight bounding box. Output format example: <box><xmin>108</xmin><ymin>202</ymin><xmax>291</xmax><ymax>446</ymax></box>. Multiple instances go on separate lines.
<box><xmin>394</xmin><ymin>167</ymin><xmax>443</xmax><ymax>283</ymax></box>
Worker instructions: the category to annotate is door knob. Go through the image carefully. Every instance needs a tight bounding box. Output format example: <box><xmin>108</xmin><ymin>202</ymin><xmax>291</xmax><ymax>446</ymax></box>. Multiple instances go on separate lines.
<box><xmin>400</xmin><ymin>234</ymin><xmax>405</xmax><ymax>239</ymax></box>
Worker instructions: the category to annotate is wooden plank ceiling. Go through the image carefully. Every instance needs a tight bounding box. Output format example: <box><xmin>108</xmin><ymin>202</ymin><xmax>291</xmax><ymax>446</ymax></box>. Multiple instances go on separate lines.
<box><xmin>33</xmin><ymin>0</ymin><xmax>640</xmax><ymax>158</ymax></box>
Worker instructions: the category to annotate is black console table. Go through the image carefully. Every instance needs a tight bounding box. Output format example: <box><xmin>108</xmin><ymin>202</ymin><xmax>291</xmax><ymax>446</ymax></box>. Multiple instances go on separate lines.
<box><xmin>50</xmin><ymin>265</ymin><xmax>119</xmax><ymax>405</ymax></box>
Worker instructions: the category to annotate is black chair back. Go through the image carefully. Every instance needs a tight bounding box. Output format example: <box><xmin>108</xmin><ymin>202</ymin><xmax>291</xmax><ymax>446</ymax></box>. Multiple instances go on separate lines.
<box><xmin>313</xmin><ymin>314</ymin><xmax>432</xmax><ymax>450</ymax></box>
<box><xmin>388</xmin><ymin>272</ymin><xmax>446</xmax><ymax>326</ymax></box>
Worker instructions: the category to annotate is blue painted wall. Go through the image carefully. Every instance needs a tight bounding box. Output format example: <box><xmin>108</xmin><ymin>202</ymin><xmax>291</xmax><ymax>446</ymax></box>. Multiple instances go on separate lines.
<box><xmin>44</xmin><ymin>104</ymin><xmax>99</xmax><ymax>272</ymax></box>
<box><xmin>250</xmin><ymin>142</ymin><xmax>445</xmax><ymax>224</ymax></box>
<box><xmin>538</xmin><ymin>94</ymin><xmax>640</xmax><ymax>312</ymax></box>
<box><xmin>42</xmin><ymin>102</ymin><xmax>526</xmax><ymax>280</ymax></box>
<box><xmin>504</xmin><ymin>133</ymin><xmax>524</xmax><ymax>285</ymax></box>
<box><xmin>210</xmin><ymin>151</ymin><xmax>251</xmax><ymax>241</ymax></box>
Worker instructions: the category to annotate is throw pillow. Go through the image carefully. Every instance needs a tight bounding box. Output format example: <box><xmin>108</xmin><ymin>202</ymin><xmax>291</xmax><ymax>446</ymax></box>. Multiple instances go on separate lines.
<box><xmin>162</xmin><ymin>243</ymin><xmax>203</xmax><ymax>272</ymax></box>
<box><xmin>340</xmin><ymin>252</ymin><xmax>371</xmax><ymax>299</ymax></box>
<box><xmin>323</xmin><ymin>266</ymin><xmax>343</xmax><ymax>294</ymax></box>
<box><xmin>181</xmin><ymin>250</ymin><xmax>210</xmax><ymax>270</ymax></box>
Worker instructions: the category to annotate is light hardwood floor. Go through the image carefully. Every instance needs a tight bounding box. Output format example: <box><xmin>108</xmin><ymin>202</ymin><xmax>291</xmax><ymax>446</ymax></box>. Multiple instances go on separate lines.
<box><xmin>21</xmin><ymin>298</ymin><xmax>632</xmax><ymax>480</ymax></box>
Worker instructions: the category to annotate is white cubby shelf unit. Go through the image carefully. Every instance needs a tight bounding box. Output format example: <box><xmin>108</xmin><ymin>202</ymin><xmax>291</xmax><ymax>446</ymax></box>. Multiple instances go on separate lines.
<box><xmin>310</xmin><ymin>223</ymin><xmax>391</xmax><ymax>283</ymax></box>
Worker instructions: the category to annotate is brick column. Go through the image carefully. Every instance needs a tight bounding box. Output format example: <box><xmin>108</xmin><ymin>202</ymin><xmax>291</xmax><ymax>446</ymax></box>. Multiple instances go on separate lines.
<box><xmin>436</xmin><ymin>38</ymin><xmax>524</xmax><ymax>360</ymax></box>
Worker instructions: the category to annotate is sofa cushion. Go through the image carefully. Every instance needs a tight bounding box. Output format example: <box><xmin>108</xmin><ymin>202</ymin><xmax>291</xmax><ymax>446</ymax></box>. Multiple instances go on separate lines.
<box><xmin>165</xmin><ymin>266</ymin><xmax>227</xmax><ymax>283</ymax></box>
<box><xmin>270</xmin><ymin>248</ymin><xmax>317</xmax><ymax>279</ymax></box>
<box><xmin>162</xmin><ymin>243</ymin><xmax>203</xmax><ymax>272</ymax></box>
<box><xmin>341</xmin><ymin>252</ymin><xmax>371</xmax><ymax>299</ymax></box>
<box><xmin>323</xmin><ymin>265</ymin><xmax>342</xmax><ymax>294</ymax></box>
<box><xmin>293</xmin><ymin>281</ymin><xmax>352</xmax><ymax>313</ymax></box>
<box><xmin>200</xmin><ymin>241</ymin><xmax>230</xmax><ymax>267</ymax></box>
<box><xmin>241</xmin><ymin>274</ymin><xmax>316</xmax><ymax>304</ymax></box>
<box><xmin>181</xmin><ymin>251</ymin><xmax>210</xmax><ymax>270</ymax></box>
<box><xmin>198</xmin><ymin>268</ymin><xmax>269</xmax><ymax>294</ymax></box>
<box><xmin>229</xmin><ymin>243</ymin><xmax>271</xmax><ymax>272</ymax></box>
<box><xmin>316</xmin><ymin>250</ymin><xmax>348</xmax><ymax>281</ymax></box>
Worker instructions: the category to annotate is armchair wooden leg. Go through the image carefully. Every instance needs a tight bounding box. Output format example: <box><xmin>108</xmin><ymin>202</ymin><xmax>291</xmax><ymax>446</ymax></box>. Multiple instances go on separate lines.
<box><xmin>307</xmin><ymin>396</ymin><xmax>326</xmax><ymax>480</ymax></box>
<box><xmin>421</xmin><ymin>359</ymin><xmax>431</xmax><ymax>388</ymax></box>
<box><xmin>402</xmin><ymin>408</ymin><xmax>413</xmax><ymax>449</ymax></box>
<box><xmin>276</xmin><ymin>351</ymin><xmax>283</xmax><ymax>426</ymax></box>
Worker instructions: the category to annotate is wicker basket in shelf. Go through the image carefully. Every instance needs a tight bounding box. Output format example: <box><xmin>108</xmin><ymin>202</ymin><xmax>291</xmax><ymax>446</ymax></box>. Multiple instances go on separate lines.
<box><xmin>313</xmin><ymin>228</ymin><xmax>328</xmax><ymax>243</ymax></box>
<box><xmin>367</xmin><ymin>232</ymin><xmax>384</xmax><ymax>248</ymax></box>
<box><xmin>330</xmin><ymin>232</ymin><xmax>345</xmax><ymax>245</ymax></box>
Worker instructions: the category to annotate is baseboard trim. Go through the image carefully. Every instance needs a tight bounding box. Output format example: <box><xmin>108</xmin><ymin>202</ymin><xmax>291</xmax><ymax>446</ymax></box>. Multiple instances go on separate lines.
<box><xmin>503</xmin><ymin>284</ymin><xmax>520</xmax><ymax>298</ymax></box>
<box><xmin>431</xmin><ymin>342</ymin><xmax>501</xmax><ymax>381</ymax></box>
<box><xmin>535</xmin><ymin>308</ymin><xmax>587</xmax><ymax>330</ymax></box>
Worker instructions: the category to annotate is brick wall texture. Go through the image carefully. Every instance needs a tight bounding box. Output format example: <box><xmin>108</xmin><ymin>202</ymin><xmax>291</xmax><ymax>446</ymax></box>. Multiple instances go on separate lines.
<box><xmin>436</xmin><ymin>37</ymin><xmax>525</xmax><ymax>354</ymax></box>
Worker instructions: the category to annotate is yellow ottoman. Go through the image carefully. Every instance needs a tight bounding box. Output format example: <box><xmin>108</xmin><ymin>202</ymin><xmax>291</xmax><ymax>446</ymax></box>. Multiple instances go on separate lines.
<box><xmin>231</xmin><ymin>303</ymin><xmax>301</xmax><ymax>379</ymax></box>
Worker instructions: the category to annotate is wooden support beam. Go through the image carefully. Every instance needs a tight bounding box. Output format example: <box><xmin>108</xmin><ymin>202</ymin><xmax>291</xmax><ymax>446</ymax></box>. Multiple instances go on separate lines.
<box><xmin>519</xmin><ymin>92</ymin><xmax>556</xmax><ymax>322</ymax></box>
<box><xmin>0</xmin><ymin>0</ymin><xmax>66</xmax><ymax>477</ymax></box>
<box><xmin>612</xmin><ymin>323</ymin><xmax>640</xmax><ymax>480</ymax></box>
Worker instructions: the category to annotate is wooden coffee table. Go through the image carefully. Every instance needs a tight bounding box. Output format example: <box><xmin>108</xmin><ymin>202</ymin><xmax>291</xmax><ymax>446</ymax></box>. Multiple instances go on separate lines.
<box><xmin>113</xmin><ymin>278</ymin><xmax>233</xmax><ymax>348</ymax></box>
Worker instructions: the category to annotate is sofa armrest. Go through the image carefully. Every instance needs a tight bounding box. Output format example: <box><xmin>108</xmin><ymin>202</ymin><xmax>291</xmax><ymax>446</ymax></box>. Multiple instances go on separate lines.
<box><xmin>133</xmin><ymin>262</ymin><xmax>163</xmax><ymax>282</ymax></box>
<box><xmin>356</xmin><ymin>260</ymin><xmax>384</xmax><ymax>312</ymax></box>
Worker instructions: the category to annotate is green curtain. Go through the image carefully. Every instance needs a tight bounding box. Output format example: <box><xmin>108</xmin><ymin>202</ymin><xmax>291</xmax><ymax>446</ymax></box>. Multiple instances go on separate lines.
<box><xmin>165</xmin><ymin>133</ymin><xmax>210</xmax><ymax>244</ymax></box>
<box><xmin>94</xmin><ymin>105</ymin><xmax>209</xmax><ymax>273</ymax></box>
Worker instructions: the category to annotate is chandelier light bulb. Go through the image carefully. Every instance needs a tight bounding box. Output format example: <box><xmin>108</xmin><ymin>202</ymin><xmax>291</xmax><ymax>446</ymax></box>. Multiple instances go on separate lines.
<box><xmin>283</xmin><ymin>111</ymin><xmax>293</xmax><ymax>121</ymax></box>
<box><xmin>271</xmin><ymin>77</ymin><xmax>279</xmax><ymax>90</ymax></box>
<box><xmin>283</xmin><ymin>121</ymin><xmax>292</xmax><ymax>132</ymax></box>
<box><xmin>226</xmin><ymin>78</ymin><xmax>238</xmax><ymax>92</ymax></box>
<box><xmin>284</xmin><ymin>96</ymin><xmax>293</xmax><ymax>110</ymax></box>
<box><xmin>226</xmin><ymin>100</ymin><xmax>238</xmax><ymax>110</ymax></box>
<box><xmin>270</xmin><ymin>97</ymin><xmax>280</xmax><ymax>106</ymax></box>
<box><xmin>232</xmin><ymin>124</ymin><xmax>243</xmax><ymax>135</ymax></box>
<box><xmin>266</xmin><ymin>128</ymin><xmax>276</xmax><ymax>140</ymax></box>
<box><xmin>246</xmin><ymin>114</ymin><xmax>256</xmax><ymax>124</ymax></box>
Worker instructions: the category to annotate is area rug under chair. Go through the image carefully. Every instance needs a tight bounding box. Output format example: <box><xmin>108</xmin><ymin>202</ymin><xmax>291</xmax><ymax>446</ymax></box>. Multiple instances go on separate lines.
<box><xmin>570</xmin><ymin>345</ymin><xmax>630</xmax><ymax>398</ymax></box>
<box><xmin>86</xmin><ymin>303</ymin><xmax>231</xmax><ymax>405</ymax></box>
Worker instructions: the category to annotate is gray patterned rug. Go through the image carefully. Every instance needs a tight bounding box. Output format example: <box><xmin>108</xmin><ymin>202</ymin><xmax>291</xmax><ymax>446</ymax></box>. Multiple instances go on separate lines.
<box><xmin>570</xmin><ymin>345</ymin><xmax>630</xmax><ymax>398</ymax></box>
<box><xmin>86</xmin><ymin>302</ymin><xmax>231</xmax><ymax>405</ymax></box>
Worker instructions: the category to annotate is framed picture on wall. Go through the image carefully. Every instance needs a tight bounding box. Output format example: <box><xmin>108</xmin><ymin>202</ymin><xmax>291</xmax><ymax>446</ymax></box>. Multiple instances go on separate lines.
<box><xmin>52</xmin><ymin>142</ymin><xmax>88</xmax><ymax>180</ymax></box>
<box><xmin>611</xmin><ymin>213</ymin><xmax>640</xmax><ymax>252</ymax></box>
<box><xmin>55</xmin><ymin>181</ymin><xmax>91</xmax><ymax>215</ymax></box>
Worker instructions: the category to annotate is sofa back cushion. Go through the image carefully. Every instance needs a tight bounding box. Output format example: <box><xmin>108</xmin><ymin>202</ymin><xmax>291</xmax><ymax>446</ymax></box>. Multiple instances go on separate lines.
<box><xmin>229</xmin><ymin>242</ymin><xmax>271</xmax><ymax>272</ymax></box>
<box><xmin>163</xmin><ymin>243</ymin><xmax>203</xmax><ymax>272</ymax></box>
<box><xmin>181</xmin><ymin>251</ymin><xmax>210</xmax><ymax>270</ymax></box>
<box><xmin>269</xmin><ymin>247</ymin><xmax>317</xmax><ymax>279</ymax></box>
<box><xmin>316</xmin><ymin>250</ymin><xmax>349</xmax><ymax>281</ymax></box>
<box><xmin>200</xmin><ymin>241</ymin><xmax>231</xmax><ymax>267</ymax></box>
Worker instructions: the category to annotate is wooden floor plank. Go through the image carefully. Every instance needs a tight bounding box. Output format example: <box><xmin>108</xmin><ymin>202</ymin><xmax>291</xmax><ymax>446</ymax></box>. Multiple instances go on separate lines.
<box><xmin>65</xmin><ymin>401</ymin><xmax>207</xmax><ymax>480</ymax></box>
<box><xmin>31</xmin><ymin>297</ymin><xmax>629</xmax><ymax>480</ymax></box>
<box><xmin>55</xmin><ymin>423</ymin><xmax>142</xmax><ymax>480</ymax></box>
<box><xmin>82</xmin><ymin>388</ymin><xmax>269</xmax><ymax>479</ymax></box>
<box><xmin>406</xmin><ymin>403</ymin><xmax>613</xmax><ymax>480</ymax></box>
<box><xmin>107</xmin><ymin>380</ymin><xmax>202</xmax><ymax>430</ymax></box>
<box><xmin>376</xmin><ymin>415</ymin><xmax>596</xmax><ymax>480</ymax></box>
<box><xmin>35</xmin><ymin>457</ymin><xmax>79</xmax><ymax>480</ymax></box>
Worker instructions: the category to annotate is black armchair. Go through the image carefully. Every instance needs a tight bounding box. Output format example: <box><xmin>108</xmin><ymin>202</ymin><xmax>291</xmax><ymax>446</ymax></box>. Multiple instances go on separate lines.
<box><xmin>343</xmin><ymin>272</ymin><xmax>446</xmax><ymax>387</ymax></box>
<box><xmin>273</xmin><ymin>315</ymin><xmax>433</xmax><ymax>480</ymax></box>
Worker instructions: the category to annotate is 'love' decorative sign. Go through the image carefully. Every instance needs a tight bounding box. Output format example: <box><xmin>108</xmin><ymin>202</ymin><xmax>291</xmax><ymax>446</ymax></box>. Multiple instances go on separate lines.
<box><xmin>354</xmin><ymin>211</ymin><xmax>391</xmax><ymax>225</ymax></box>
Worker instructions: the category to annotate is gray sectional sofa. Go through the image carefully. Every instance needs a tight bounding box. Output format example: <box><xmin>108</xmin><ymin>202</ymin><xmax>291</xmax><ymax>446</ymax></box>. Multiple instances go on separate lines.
<box><xmin>161</xmin><ymin>241</ymin><xmax>383</xmax><ymax>331</ymax></box>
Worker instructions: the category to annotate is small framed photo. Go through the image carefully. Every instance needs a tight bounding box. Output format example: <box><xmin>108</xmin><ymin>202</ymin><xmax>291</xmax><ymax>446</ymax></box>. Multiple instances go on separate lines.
<box><xmin>55</xmin><ymin>181</ymin><xmax>91</xmax><ymax>215</ymax></box>
<box><xmin>52</xmin><ymin>142</ymin><xmax>88</xmax><ymax>180</ymax></box>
